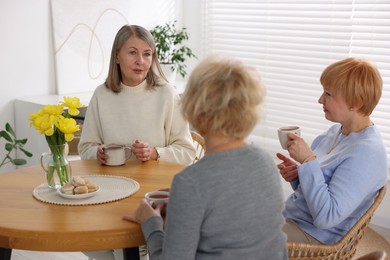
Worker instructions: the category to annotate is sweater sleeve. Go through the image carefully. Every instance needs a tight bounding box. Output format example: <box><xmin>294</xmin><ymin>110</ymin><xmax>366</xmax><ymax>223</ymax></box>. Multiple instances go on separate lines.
<box><xmin>141</xmin><ymin>216</ymin><xmax>165</xmax><ymax>259</ymax></box>
<box><xmin>155</xmin><ymin>88</ymin><xmax>196</xmax><ymax>165</ymax></box>
<box><xmin>298</xmin><ymin>143</ymin><xmax>387</xmax><ymax>229</ymax></box>
<box><xmin>142</xmin><ymin>172</ymin><xmax>203</xmax><ymax>260</ymax></box>
<box><xmin>78</xmin><ymin>89</ymin><xmax>103</xmax><ymax>160</ymax></box>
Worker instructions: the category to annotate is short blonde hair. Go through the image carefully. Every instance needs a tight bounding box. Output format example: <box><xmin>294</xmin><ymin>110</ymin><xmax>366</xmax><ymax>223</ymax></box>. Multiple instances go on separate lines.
<box><xmin>181</xmin><ymin>55</ymin><xmax>265</xmax><ymax>139</ymax></box>
<box><xmin>320</xmin><ymin>57</ymin><xmax>382</xmax><ymax>116</ymax></box>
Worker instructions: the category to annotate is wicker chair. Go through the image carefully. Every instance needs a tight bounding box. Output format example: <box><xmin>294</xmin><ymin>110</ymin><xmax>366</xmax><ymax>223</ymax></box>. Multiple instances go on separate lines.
<box><xmin>288</xmin><ymin>185</ymin><xmax>387</xmax><ymax>260</ymax></box>
<box><xmin>190</xmin><ymin>131</ymin><xmax>205</xmax><ymax>164</ymax></box>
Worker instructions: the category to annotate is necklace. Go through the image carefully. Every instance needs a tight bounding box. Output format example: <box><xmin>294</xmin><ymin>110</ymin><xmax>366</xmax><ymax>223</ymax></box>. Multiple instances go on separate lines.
<box><xmin>327</xmin><ymin>129</ymin><xmax>344</xmax><ymax>154</ymax></box>
<box><xmin>326</xmin><ymin>122</ymin><xmax>374</xmax><ymax>154</ymax></box>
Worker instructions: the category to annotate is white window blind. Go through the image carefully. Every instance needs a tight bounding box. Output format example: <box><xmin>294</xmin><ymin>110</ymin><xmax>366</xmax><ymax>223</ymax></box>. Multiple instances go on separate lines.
<box><xmin>201</xmin><ymin>0</ymin><xmax>390</xmax><ymax>168</ymax></box>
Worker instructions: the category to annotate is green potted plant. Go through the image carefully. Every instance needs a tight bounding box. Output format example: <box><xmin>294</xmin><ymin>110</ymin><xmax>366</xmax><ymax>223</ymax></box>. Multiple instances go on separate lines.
<box><xmin>150</xmin><ymin>21</ymin><xmax>197</xmax><ymax>79</ymax></box>
<box><xmin>0</xmin><ymin>123</ymin><xmax>32</xmax><ymax>168</ymax></box>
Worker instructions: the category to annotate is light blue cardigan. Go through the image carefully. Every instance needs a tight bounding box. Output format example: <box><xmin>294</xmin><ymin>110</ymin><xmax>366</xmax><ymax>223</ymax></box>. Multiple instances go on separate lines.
<box><xmin>284</xmin><ymin>124</ymin><xmax>388</xmax><ymax>244</ymax></box>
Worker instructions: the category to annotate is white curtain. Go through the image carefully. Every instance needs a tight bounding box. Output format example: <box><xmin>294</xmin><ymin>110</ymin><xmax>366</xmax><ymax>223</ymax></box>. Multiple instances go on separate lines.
<box><xmin>201</xmin><ymin>0</ymin><xmax>390</xmax><ymax>169</ymax></box>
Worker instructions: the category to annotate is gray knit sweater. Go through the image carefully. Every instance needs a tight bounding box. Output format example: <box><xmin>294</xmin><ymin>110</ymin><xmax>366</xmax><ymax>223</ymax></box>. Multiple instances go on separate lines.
<box><xmin>142</xmin><ymin>144</ymin><xmax>287</xmax><ymax>260</ymax></box>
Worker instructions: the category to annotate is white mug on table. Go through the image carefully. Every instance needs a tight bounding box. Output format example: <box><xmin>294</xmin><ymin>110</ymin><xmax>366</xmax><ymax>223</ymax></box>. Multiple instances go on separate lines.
<box><xmin>104</xmin><ymin>144</ymin><xmax>132</xmax><ymax>166</ymax></box>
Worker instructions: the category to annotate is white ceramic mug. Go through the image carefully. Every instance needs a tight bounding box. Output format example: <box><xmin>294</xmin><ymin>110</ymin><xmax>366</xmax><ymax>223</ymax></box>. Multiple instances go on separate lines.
<box><xmin>277</xmin><ymin>126</ymin><xmax>301</xmax><ymax>150</ymax></box>
<box><xmin>104</xmin><ymin>144</ymin><xmax>132</xmax><ymax>166</ymax></box>
<box><xmin>144</xmin><ymin>190</ymin><xmax>170</xmax><ymax>205</ymax></box>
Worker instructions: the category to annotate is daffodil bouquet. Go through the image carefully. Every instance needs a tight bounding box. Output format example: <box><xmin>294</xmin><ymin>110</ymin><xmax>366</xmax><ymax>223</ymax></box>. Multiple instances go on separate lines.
<box><xmin>29</xmin><ymin>96</ymin><xmax>84</xmax><ymax>188</ymax></box>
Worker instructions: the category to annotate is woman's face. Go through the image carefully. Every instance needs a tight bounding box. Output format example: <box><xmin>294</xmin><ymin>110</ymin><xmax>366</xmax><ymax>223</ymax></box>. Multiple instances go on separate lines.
<box><xmin>318</xmin><ymin>87</ymin><xmax>351</xmax><ymax>124</ymax></box>
<box><xmin>116</xmin><ymin>36</ymin><xmax>153</xmax><ymax>86</ymax></box>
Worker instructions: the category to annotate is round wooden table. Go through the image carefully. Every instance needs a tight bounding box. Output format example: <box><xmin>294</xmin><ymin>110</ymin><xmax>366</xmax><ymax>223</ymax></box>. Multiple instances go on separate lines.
<box><xmin>0</xmin><ymin>159</ymin><xmax>185</xmax><ymax>260</ymax></box>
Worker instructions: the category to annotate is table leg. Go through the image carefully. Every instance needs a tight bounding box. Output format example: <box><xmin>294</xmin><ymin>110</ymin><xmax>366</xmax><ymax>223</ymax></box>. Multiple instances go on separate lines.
<box><xmin>0</xmin><ymin>248</ymin><xmax>11</xmax><ymax>260</ymax></box>
<box><xmin>123</xmin><ymin>247</ymin><xmax>140</xmax><ymax>260</ymax></box>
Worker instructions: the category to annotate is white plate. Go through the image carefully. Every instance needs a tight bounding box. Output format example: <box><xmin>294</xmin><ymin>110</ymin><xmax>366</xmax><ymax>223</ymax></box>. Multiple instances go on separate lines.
<box><xmin>56</xmin><ymin>185</ymin><xmax>100</xmax><ymax>199</ymax></box>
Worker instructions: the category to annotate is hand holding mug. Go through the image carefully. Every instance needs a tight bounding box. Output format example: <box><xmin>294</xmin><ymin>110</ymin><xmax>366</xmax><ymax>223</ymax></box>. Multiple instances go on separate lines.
<box><xmin>277</xmin><ymin>126</ymin><xmax>301</xmax><ymax>150</ymax></box>
<box><xmin>122</xmin><ymin>198</ymin><xmax>164</xmax><ymax>225</ymax></box>
<box><xmin>285</xmin><ymin>134</ymin><xmax>314</xmax><ymax>164</ymax></box>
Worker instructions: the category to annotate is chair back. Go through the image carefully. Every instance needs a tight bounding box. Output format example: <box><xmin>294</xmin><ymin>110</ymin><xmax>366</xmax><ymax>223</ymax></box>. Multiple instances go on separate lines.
<box><xmin>288</xmin><ymin>185</ymin><xmax>387</xmax><ymax>260</ymax></box>
<box><xmin>190</xmin><ymin>131</ymin><xmax>205</xmax><ymax>164</ymax></box>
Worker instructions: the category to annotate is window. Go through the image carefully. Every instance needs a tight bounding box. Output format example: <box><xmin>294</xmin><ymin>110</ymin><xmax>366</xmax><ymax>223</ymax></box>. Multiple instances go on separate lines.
<box><xmin>201</xmin><ymin>0</ymin><xmax>390</xmax><ymax>169</ymax></box>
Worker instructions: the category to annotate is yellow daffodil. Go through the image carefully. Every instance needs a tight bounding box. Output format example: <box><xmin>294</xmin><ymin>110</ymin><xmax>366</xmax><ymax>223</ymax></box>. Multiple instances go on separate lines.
<box><xmin>29</xmin><ymin>111</ymin><xmax>56</xmax><ymax>136</ymax></box>
<box><xmin>29</xmin><ymin>96</ymin><xmax>84</xmax><ymax>146</ymax></box>
<box><xmin>43</xmin><ymin>104</ymin><xmax>64</xmax><ymax>116</ymax></box>
<box><xmin>56</xmin><ymin>118</ymin><xmax>80</xmax><ymax>142</ymax></box>
<box><xmin>62</xmin><ymin>96</ymin><xmax>83</xmax><ymax>116</ymax></box>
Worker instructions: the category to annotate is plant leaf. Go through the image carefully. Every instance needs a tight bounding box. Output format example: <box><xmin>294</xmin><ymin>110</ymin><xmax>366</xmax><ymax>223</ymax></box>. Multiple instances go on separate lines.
<box><xmin>0</xmin><ymin>130</ymin><xmax>12</xmax><ymax>142</ymax></box>
<box><xmin>5</xmin><ymin>143</ymin><xmax>13</xmax><ymax>151</ymax></box>
<box><xmin>15</xmin><ymin>138</ymin><xmax>28</xmax><ymax>145</ymax></box>
<box><xmin>19</xmin><ymin>147</ymin><xmax>33</xmax><ymax>157</ymax></box>
<box><xmin>5</xmin><ymin>123</ymin><xmax>16</xmax><ymax>138</ymax></box>
<box><xmin>11</xmin><ymin>158</ymin><xmax>27</xmax><ymax>166</ymax></box>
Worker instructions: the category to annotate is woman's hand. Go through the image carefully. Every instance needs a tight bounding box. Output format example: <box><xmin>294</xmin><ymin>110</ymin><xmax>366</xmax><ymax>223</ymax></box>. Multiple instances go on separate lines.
<box><xmin>97</xmin><ymin>144</ymin><xmax>108</xmax><ymax>165</ymax></box>
<box><xmin>131</xmin><ymin>140</ymin><xmax>157</xmax><ymax>161</ymax></box>
<box><xmin>123</xmin><ymin>198</ymin><xmax>165</xmax><ymax>225</ymax></box>
<box><xmin>276</xmin><ymin>153</ymin><xmax>299</xmax><ymax>182</ymax></box>
<box><xmin>286</xmin><ymin>133</ymin><xmax>315</xmax><ymax>164</ymax></box>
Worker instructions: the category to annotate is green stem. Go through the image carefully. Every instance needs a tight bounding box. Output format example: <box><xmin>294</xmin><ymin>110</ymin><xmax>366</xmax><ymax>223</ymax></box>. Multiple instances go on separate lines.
<box><xmin>0</xmin><ymin>148</ymin><xmax>16</xmax><ymax>168</ymax></box>
<box><xmin>47</xmin><ymin>144</ymin><xmax>70</xmax><ymax>187</ymax></box>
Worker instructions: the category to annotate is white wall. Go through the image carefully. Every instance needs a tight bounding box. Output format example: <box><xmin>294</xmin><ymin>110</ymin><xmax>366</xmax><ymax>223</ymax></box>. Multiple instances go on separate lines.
<box><xmin>0</xmin><ymin>0</ymin><xmax>56</xmax><ymax>173</ymax></box>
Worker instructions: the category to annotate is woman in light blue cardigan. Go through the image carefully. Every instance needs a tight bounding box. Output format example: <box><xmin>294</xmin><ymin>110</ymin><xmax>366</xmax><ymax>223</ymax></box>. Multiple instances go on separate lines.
<box><xmin>277</xmin><ymin>57</ymin><xmax>388</xmax><ymax>244</ymax></box>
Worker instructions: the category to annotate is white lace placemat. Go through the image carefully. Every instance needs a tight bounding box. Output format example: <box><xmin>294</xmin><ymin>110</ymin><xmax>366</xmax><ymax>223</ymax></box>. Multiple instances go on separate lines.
<box><xmin>32</xmin><ymin>175</ymin><xmax>140</xmax><ymax>206</ymax></box>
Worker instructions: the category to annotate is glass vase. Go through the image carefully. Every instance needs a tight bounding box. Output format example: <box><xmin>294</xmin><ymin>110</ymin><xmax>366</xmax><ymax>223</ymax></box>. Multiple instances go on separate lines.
<box><xmin>40</xmin><ymin>144</ymin><xmax>72</xmax><ymax>189</ymax></box>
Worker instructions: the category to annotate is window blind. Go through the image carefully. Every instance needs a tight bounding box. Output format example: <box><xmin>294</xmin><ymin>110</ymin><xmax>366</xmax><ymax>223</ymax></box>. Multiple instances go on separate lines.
<box><xmin>201</xmin><ymin>0</ymin><xmax>390</xmax><ymax>169</ymax></box>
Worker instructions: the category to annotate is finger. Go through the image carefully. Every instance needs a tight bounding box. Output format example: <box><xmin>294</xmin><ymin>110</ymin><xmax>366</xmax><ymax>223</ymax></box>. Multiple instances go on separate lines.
<box><xmin>140</xmin><ymin>198</ymin><xmax>150</xmax><ymax>205</ymax></box>
<box><xmin>276</xmin><ymin>153</ymin><xmax>292</xmax><ymax>164</ymax></box>
<box><xmin>122</xmin><ymin>215</ymin><xmax>138</xmax><ymax>223</ymax></box>
<box><xmin>276</xmin><ymin>153</ymin><xmax>287</xmax><ymax>160</ymax></box>
<box><xmin>136</xmin><ymin>140</ymin><xmax>148</xmax><ymax>148</ymax></box>
<box><xmin>284</xmin><ymin>164</ymin><xmax>297</xmax><ymax>172</ymax></box>
<box><xmin>285</xmin><ymin>168</ymin><xmax>298</xmax><ymax>176</ymax></box>
<box><xmin>154</xmin><ymin>202</ymin><xmax>166</xmax><ymax>213</ymax></box>
<box><xmin>288</xmin><ymin>132</ymin><xmax>300</xmax><ymax>140</ymax></box>
<box><xmin>286</xmin><ymin>173</ymin><xmax>298</xmax><ymax>182</ymax></box>
<box><xmin>277</xmin><ymin>163</ymin><xmax>285</xmax><ymax>170</ymax></box>
<box><xmin>132</xmin><ymin>140</ymin><xmax>144</xmax><ymax>148</ymax></box>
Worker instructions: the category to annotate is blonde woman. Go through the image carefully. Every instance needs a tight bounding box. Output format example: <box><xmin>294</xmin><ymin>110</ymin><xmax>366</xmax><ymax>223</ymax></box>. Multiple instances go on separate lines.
<box><xmin>124</xmin><ymin>55</ymin><xmax>287</xmax><ymax>260</ymax></box>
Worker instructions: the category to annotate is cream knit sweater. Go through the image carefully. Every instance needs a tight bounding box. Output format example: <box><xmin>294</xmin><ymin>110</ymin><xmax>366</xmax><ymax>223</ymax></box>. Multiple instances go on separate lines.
<box><xmin>78</xmin><ymin>80</ymin><xmax>196</xmax><ymax>165</ymax></box>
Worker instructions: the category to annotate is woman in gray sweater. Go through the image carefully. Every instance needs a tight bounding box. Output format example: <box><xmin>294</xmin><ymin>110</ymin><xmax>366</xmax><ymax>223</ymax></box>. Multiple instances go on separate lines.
<box><xmin>124</xmin><ymin>55</ymin><xmax>287</xmax><ymax>260</ymax></box>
